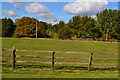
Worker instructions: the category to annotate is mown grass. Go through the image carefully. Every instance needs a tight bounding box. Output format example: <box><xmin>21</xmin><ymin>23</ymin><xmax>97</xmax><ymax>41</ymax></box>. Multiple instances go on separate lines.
<box><xmin>2</xmin><ymin>66</ymin><xmax>118</xmax><ymax>78</ymax></box>
<box><xmin>2</xmin><ymin>38</ymin><xmax>118</xmax><ymax>53</ymax></box>
<box><xmin>1</xmin><ymin>38</ymin><xmax>119</xmax><ymax>78</ymax></box>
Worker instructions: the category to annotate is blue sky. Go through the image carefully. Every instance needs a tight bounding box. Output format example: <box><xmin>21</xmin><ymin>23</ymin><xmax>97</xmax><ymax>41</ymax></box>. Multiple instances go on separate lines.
<box><xmin>1</xmin><ymin>1</ymin><xmax>119</xmax><ymax>24</ymax></box>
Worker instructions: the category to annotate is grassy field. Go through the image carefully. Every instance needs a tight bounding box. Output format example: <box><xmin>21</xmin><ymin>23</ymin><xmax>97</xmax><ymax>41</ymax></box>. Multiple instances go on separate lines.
<box><xmin>2</xmin><ymin>38</ymin><xmax>118</xmax><ymax>53</ymax></box>
<box><xmin>1</xmin><ymin>38</ymin><xmax>119</xmax><ymax>78</ymax></box>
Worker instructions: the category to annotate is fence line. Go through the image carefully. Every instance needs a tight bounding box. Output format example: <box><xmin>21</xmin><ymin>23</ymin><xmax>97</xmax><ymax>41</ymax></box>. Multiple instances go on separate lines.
<box><xmin>1</xmin><ymin>60</ymin><xmax>119</xmax><ymax>66</ymax></box>
<box><xmin>1</xmin><ymin>55</ymin><xmax>119</xmax><ymax>60</ymax></box>
<box><xmin>1</xmin><ymin>49</ymin><xmax>119</xmax><ymax>55</ymax></box>
<box><xmin>1</xmin><ymin>48</ymin><xmax>119</xmax><ymax>71</ymax></box>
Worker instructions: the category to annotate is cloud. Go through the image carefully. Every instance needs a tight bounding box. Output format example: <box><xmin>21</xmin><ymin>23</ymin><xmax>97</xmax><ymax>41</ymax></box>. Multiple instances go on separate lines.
<box><xmin>25</xmin><ymin>3</ymin><xmax>49</xmax><ymax>13</ymax></box>
<box><xmin>39</xmin><ymin>13</ymin><xmax>58</xmax><ymax>22</ymax></box>
<box><xmin>64</xmin><ymin>0</ymin><xmax>108</xmax><ymax>16</ymax></box>
<box><xmin>25</xmin><ymin>3</ymin><xmax>58</xmax><ymax>22</ymax></box>
<box><xmin>5</xmin><ymin>0</ymin><xmax>35</xmax><ymax>2</ymax></box>
<box><xmin>2</xmin><ymin>10</ymin><xmax>18</xmax><ymax>17</ymax></box>
<box><xmin>43</xmin><ymin>0</ymin><xmax>59</xmax><ymax>2</ymax></box>
<box><xmin>42</xmin><ymin>0</ymin><xmax>75</xmax><ymax>2</ymax></box>
<box><xmin>9</xmin><ymin>2</ymin><xmax>23</xmax><ymax>8</ymax></box>
<box><xmin>4</xmin><ymin>0</ymin><xmax>75</xmax><ymax>2</ymax></box>
<box><xmin>0</xmin><ymin>11</ymin><xmax>2</xmax><ymax>14</ymax></box>
<box><xmin>3</xmin><ymin>0</ymin><xmax>120</xmax><ymax>2</ymax></box>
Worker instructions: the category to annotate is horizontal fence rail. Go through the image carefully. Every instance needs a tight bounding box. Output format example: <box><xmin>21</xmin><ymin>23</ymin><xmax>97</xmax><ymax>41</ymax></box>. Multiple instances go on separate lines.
<box><xmin>1</xmin><ymin>48</ymin><xmax>119</xmax><ymax>71</ymax></box>
<box><xmin>0</xmin><ymin>55</ymin><xmax>120</xmax><ymax>60</ymax></box>
<box><xmin>1</xmin><ymin>60</ymin><xmax>119</xmax><ymax>66</ymax></box>
<box><xmin>1</xmin><ymin>49</ymin><xmax>119</xmax><ymax>55</ymax></box>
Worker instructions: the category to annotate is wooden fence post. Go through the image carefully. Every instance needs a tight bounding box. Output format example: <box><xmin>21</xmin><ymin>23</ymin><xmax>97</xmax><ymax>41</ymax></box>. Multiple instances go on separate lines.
<box><xmin>88</xmin><ymin>53</ymin><xmax>93</xmax><ymax>71</ymax></box>
<box><xmin>52</xmin><ymin>51</ymin><xmax>55</xmax><ymax>70</ymax></box>
<box><xmin>13</xmin><ymin>47</ymin><xmax>16</xmax><ymax>68</ymax></box>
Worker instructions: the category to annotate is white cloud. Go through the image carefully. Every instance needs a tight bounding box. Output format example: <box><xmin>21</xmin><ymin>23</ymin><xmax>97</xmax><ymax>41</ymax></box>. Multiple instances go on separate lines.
<box><xmin>4</xmin><ymin>0</ymin><xmax>75</xmax><ymax>2</ymax></box>
<box><xmin>25</xmin><ymin>3</ymin><xmax>49</xmax><ymax>13</ymax></box>
<box><xmin>43</xmin><ymin>0</ymin><xmax>59</xmax><ymax>2</ymax></box>
<box><xmin>2</xmin><ymin>10</ymin><xmax>18</xmax><ymax>17</ymax></box>
<box><xmin>9</xmin><ymin>2</ymin><xmax>22</xmax><ymax>8</ymax></box>
<box><xmin>39</xmin><ymin>13</ymin><xmax>58</xmax><ymax>22</ymax></box>
<box><xmin>0</xmin><ymin>11</ymin><xmax>2</xmax><ymax>14</ymax></box>
<box><xmin>64</xmin><ymin>0</ymin><xmax>108</xmax><ymax>16</ymax></box>
<box><xmin>3</xmin><ymin>0</ymin><xmax>120</xmax><ymax>2</ymax></box>
<box><xmin>42</xmin><ymin>0</ymin><xmax>75</xmax><ymax>2</ymax></box>
<box><xmin>25</xmin><ymin>3</ymin><xmax>58</xmax><ymax>22</ymax></box>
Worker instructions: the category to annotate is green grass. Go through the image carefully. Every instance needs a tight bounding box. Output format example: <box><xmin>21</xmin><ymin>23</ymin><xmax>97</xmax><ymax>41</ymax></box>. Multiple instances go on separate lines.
<box><xmin>2</xmin><ymin>67</ymin><xmax>118</xmax><ymax>78</ymax></box>
<box><xmin>2</xmin><ymin>38</ymin><xmax>118</xmax><ymax>53</ymax></box>
<box><xmin>1</xmin><ymin>38</ymin><xmax>119</xmax><ymax>78</ymax></box>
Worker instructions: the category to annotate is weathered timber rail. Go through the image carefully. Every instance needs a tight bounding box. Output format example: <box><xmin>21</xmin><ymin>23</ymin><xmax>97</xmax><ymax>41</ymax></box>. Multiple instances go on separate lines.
<box><xmin>1</xmin><ymin>55</ymin><xmax>119</xmax><ymax>60</ymax></box>
<box><xmin>1</xmin><ymin>48</ymin><xmax>119</xmax><ymax>71</ymax></box>
<box><xmin>1</xmin><ymin>49</ymin><xmax>119</xmax><ymax>55</ymax></box>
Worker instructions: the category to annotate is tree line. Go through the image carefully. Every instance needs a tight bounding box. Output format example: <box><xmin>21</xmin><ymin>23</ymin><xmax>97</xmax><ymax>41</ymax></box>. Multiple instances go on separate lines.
<box><xmin>1</xmin><ymin>9</ymin><xmax>120</xmax><ymax>40</ymax></box>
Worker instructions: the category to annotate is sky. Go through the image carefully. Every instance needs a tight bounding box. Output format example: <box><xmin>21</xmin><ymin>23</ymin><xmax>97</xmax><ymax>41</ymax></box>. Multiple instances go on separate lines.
<box><xmin>0</xmin><ymin>0</ymin><xmax>119</xmax><ymax>24</ymax></box>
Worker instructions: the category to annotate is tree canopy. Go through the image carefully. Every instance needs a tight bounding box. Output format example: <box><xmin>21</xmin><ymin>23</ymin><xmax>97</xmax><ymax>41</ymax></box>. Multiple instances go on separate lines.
<box><xmin>1</xmin><ymin>9</ymin><xmax>120</xmax><ymax>40</ymax></box>
<box><xmin>14</xmin><ymin>17</ymin><xmax>52</xmax><ymax>38</ymax></box>
<box><xmin>1</xmin><ymin>18</ymin><xmax>16</xmax><ymax>37</ymax></box>
<box><xmin>96</xmin><ymin>9</ymin><xmax>120</xmax><ymax>40</ymax></box>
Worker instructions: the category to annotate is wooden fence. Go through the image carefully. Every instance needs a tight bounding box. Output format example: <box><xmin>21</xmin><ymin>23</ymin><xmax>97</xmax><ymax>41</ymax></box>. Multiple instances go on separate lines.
<box><xmin>1</xmin><ymin>49</ymin><xmax>119</xmax><ymax>71</ymax></box>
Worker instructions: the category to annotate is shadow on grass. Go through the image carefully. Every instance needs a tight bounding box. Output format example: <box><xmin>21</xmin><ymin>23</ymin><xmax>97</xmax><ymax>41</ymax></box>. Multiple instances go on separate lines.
<box><xmin>2</xmin><ymin>63</ymin><xmax>119</xmax><ymax>72</ymax></box>
<box><xmin>93</xmin><ymin>67</ymin><xmax>119</xmax><ymax>71</ymax></box>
